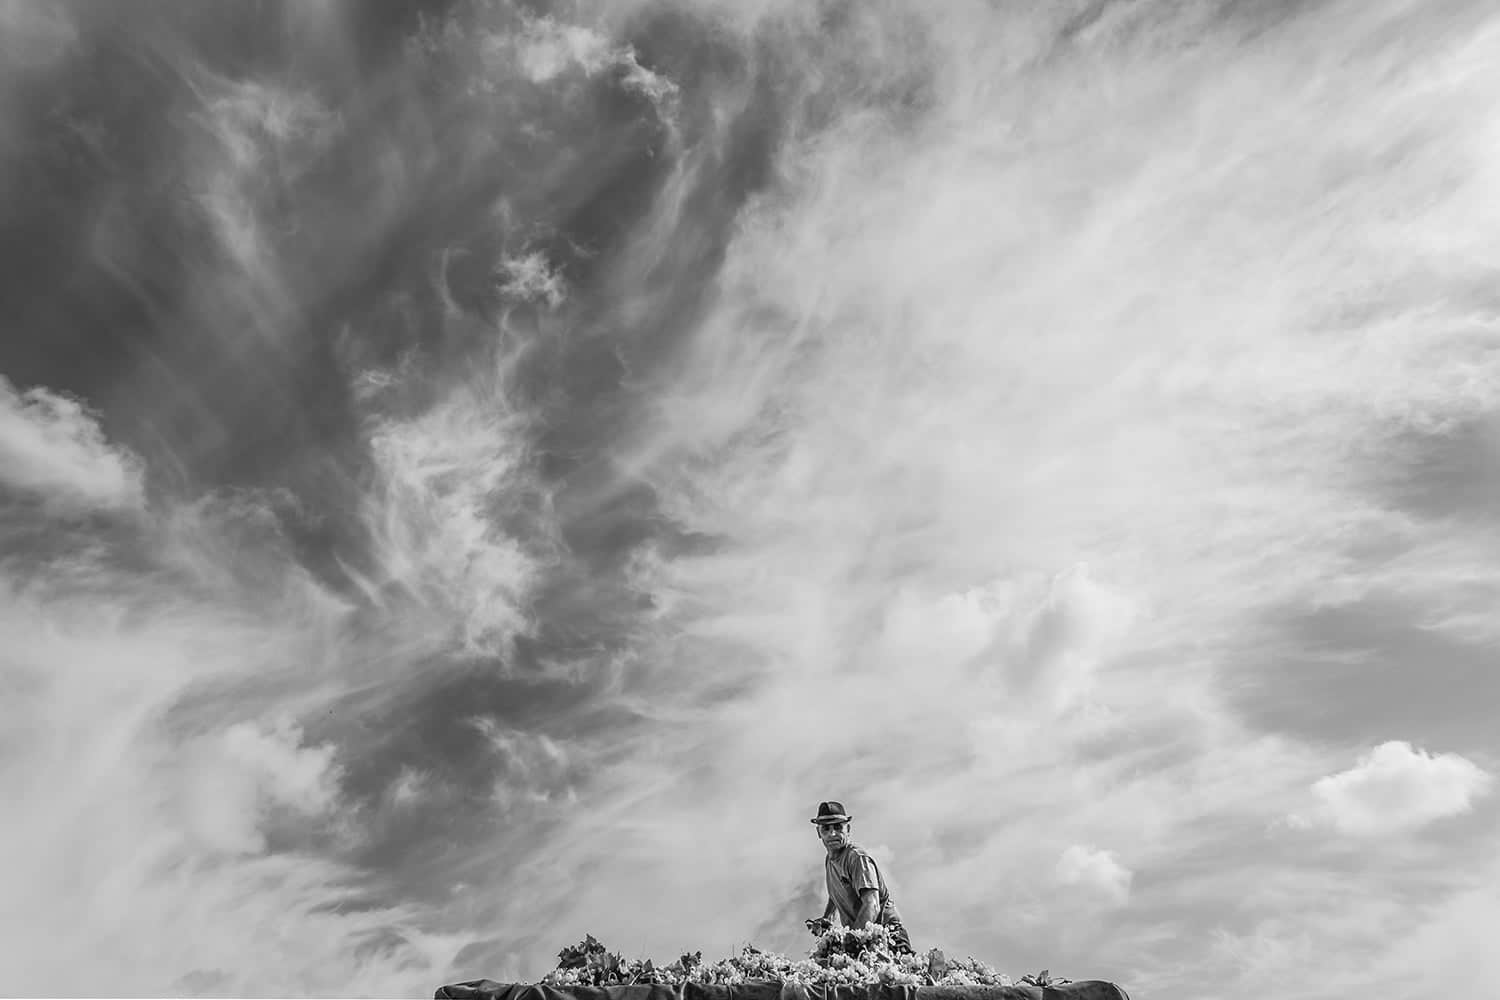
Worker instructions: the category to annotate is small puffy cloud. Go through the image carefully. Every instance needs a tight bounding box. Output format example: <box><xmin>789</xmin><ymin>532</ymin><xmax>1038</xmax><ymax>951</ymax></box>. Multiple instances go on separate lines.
<box><xmin>0</xmin><ymin>377</ymin><xmax>144</xmax><ymax>513</ymax></box>
<box><xmin>1055</xmin><ymin>844</ymin><xmax>1133</xmax><ymax>907</ymax></box>
<box><xmin>496</xmin><ymin>251</ymin><xmax>567</xmax><ymax>307</ymax></box>
<box><xmin>1294</xmin><ymin>741</ymin><xmax>1491</xmax><ymax>837</ymax></box>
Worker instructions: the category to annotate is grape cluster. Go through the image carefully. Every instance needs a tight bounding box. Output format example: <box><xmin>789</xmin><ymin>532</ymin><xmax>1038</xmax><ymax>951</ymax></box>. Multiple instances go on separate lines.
<box><xmin>538</xmin><ymin>928</ymin><xmax>1023</xmax><ymax>990</ymax></box>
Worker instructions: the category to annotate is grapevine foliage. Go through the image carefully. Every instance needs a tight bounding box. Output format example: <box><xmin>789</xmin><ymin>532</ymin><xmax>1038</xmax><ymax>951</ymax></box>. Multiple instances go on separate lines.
<box><xmin>539</xmin><ymin>927</ymin><xmax>1063</xmax><ymax>990</ymax></box>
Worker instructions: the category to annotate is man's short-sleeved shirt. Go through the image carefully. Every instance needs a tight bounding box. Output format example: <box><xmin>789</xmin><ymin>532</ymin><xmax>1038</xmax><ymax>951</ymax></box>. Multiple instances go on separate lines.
<box><xmin>824</xmin><ymin>842</ymin><xmax>903</xmax><ymax>927</ymax></box>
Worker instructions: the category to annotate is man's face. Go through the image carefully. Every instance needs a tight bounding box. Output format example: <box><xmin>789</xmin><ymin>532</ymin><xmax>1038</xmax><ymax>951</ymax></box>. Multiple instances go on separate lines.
<box><xmin>817</xmin><ymin>821</ymin><xmax>849</xmax><ymax>851</ymax></box>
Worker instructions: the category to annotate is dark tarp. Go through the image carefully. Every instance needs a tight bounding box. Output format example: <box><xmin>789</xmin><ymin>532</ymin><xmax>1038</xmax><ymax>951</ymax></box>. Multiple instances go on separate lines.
<box><xmin>434</xmin><ymin>981</ymin><xmax>1130</xmax><ymax>1000</ymax></box>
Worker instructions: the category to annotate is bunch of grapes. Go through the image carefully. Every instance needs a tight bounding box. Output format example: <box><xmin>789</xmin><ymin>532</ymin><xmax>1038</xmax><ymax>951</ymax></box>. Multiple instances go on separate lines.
<box><xmin>538</xmin><ymin>931</ymin><xmax>1020</xmax><ymax>990</ymax></box>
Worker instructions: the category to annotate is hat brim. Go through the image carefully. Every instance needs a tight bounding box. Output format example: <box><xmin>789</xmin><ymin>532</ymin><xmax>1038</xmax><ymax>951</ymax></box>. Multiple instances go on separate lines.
<box><xmin>811</xmin><ymin>815</ymin><xmax>852</xmax><ymax>825</ymax></box>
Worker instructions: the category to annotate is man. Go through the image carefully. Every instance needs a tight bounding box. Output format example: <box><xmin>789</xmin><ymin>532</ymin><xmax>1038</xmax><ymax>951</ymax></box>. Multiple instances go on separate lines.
<box><xmin>805</xmin><ymin>800</ymin><xmax>914</xmax><ymax>954</ymax></box>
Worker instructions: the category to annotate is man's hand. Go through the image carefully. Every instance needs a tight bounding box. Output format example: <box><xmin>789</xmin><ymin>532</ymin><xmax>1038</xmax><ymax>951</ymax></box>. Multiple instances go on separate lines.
<box><xmin>805</xmin><ymin>917</ymin><xmax>833</xmax><ymax>936</ymax></box>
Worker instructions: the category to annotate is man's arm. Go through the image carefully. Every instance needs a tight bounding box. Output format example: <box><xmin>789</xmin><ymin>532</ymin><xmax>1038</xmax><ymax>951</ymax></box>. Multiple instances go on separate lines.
<box><xmin>853</xmin><ymin>888</ymin><xmax>880</xmax><ymax>930</ymax></box>
<box><xmin>807</xmin><ymin>896</ymin><xmax>839</xmax><ymax>934</ymax></box>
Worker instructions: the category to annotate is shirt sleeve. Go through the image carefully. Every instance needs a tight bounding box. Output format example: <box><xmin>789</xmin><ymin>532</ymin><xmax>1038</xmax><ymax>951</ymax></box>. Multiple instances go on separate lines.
<box><xmin>846</xmin><ymin>851</ymin><xmax>882</xmax><ymax>894</ymax></box>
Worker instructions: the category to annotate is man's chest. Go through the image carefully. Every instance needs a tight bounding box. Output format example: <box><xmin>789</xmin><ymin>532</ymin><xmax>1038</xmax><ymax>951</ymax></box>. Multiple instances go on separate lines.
<box><xmin>826</xmin><ymin>853</ymin><xmax>858</xmax><ymax>886</ymax></box>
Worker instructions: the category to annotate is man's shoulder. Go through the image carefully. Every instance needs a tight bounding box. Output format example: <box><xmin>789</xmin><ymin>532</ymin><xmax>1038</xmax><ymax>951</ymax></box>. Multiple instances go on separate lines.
<box><xmin>837</xmin><ymin>842</ymin><xmax>875</xmax><ymax>865</ymax></box>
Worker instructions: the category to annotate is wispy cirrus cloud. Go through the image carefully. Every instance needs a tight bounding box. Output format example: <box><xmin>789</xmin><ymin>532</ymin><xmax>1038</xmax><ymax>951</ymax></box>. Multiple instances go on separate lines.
<box><xmin>498</xmin><ymin>0</ymin><xmax>1500</xmax><ymax>988</ymax></box>
<box><xmin>8</xmin><ymin>2</ymin><xmax>1500</xmax><ymax>999</ymax></box>
<box><xmin>0</xmin><ymin>528</ymin><xmax>466</xmax><ymax>995</ymax></box>
<box><xmin>361</xmin><ymin>387</ymin><xmax>543</xmax><ymax>658</ymax></box>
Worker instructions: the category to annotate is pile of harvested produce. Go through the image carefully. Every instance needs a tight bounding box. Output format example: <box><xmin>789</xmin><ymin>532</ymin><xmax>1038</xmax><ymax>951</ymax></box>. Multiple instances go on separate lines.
<box><xmin>539</xmin><ymin>928</ymin><xmax>1070</xmax><ymax>990</ymax></box>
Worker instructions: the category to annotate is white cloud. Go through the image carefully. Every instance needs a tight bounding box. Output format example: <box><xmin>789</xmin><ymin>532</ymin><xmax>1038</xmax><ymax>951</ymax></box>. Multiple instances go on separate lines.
<box><xmin>471</xmin><ymin>718</ymin><xmax>578</xmax><ymax>809</ymax></box>
<box><xmin>13</xmin><ymin>1</ymin><xmax>1500</xmax><ymax>996</ymax></box>
<box><xmin>0</xmin><ymin>405</ymin><xmax>482</xmax><ymax>995</ymax></box>
<box><xmin>876</xmin><ymin>582</ymin><xmax>1008</xmax><ymax>670</ymax></box>
<box><xmin>509</xmin><ymin>0</ymin><xmax>1500</xmax><ymax>984</ymax></box>
<box><xmin>179</xmin><ymin>719</ymin><xmax>344</xmax><ymax>856</ymax></box>
<box><xmin>195</xmin><ymin>77</ymin><xmax>333</xmax><ymax>176</ymax></box>
<box><xmin>1295</xmin><ymin>741</ymin><xmax>1491</xmax><ymax>837</ymax></box>
<box><xmin>0</xmin><ymin>566</ymin><xmax>462</xmax><ymax>995</ymax></box>
<box><xmin>513</xmin><ymin>19</ymin><xmax>613</xmax><ymax>83</ymax></box>
<box><xmin>187</xmin><ymin>75</ymin><xmax>337</xmax><ymax>338</ymax></box>
<box><xmin>0</xmin><ymin>377</ymin><xmax>144</xmax><ymax>512</ymax></box>
<box><xmin>387</xmin><ymin>767</ymin><xmax>429</xmax><ymax>808</ymax></box>
<box><xmin>507</xmin><ymin>15</ymin><xmax>677</xmax><ymax>105</ymax></box>
<box><xmin>1055</xmin><ymin>845</ymin><xmax>1133</xmax><ymax>907</ymax></box>
<box><xmin>496</xmin><ymin>251</ymin><xmax>567</xmax><ymax>307</ymax></box>
<box><xmin>364</xmin><ymin>389</ymin><xmax>541</xmax><ymax>657</ymax></box>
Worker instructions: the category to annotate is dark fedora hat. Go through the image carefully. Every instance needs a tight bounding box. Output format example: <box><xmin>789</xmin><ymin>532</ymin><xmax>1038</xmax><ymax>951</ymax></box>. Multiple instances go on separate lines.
<box><xmin>811</xmin><ymin>801</ymin><xmax>852</xmax><ymax>825</ymax></box>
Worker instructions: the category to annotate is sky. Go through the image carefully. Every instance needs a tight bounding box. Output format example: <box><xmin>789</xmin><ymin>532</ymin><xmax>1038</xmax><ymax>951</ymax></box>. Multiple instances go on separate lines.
<box><xmin>2</xmin><ymin>0</ymin><xmax>1499</xmax><ymax>996</ymax></box>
